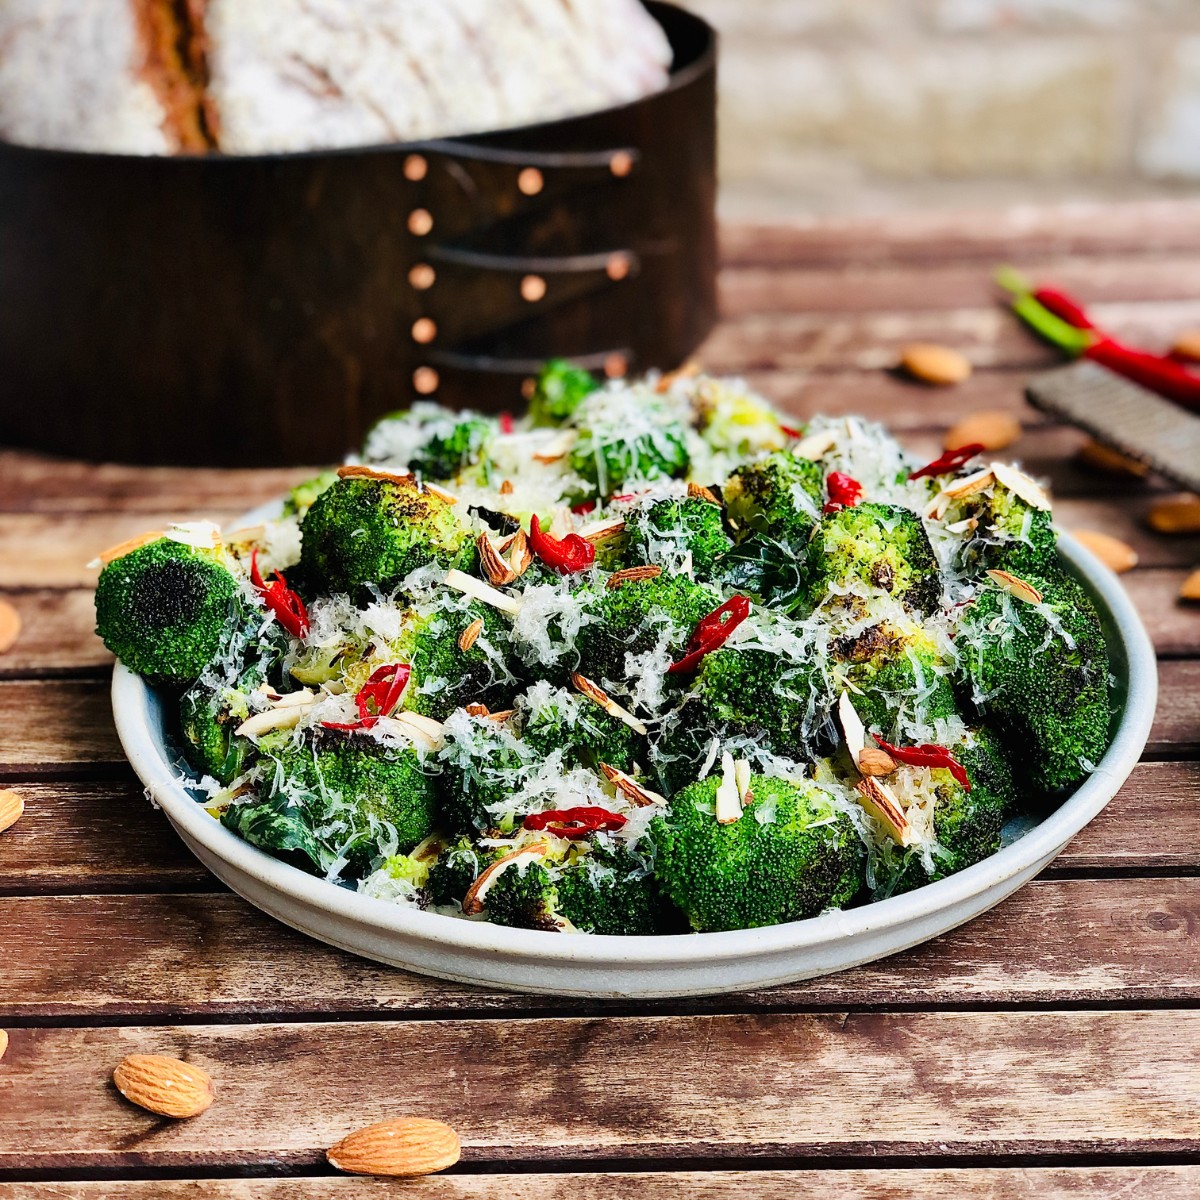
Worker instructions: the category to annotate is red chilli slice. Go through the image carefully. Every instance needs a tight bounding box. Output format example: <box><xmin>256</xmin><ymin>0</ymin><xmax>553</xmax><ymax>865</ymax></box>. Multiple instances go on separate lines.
<box><xmin>908</xmin><ymin>444</ymin><xmax>986</xmax><ymax>482</ymax></box>
<box><xmin>528</xmin><ymin>513</ymin><xmax>595</xmax><ymax>574</ymax></box>
<box><xmin>321</xmin><ymin>663</ymin><xmax>411</xmax><ymax>733</ymax></box>
<box><xmin>250</xmin><ymin>549</ymin><xmax>310</xmax><ymax>638</ymax></box>
<box><xmin>522</xmin><ymin>806</ymin><xmax>627</xmax><ymax>840</ymax></box>
<box><xmin>872</xmin><ymin>735</ymin><xmax>971</xmax><ymax>791</ymax></box>
<box><xmin>823</xmin><ymin>472</ymin><xmax>863</xmax><ymax>515</ymax></box>
<box><xmin>668</xmin><ymin>595</ymin><xmax>752</xmax><ymax>675</ymax></box>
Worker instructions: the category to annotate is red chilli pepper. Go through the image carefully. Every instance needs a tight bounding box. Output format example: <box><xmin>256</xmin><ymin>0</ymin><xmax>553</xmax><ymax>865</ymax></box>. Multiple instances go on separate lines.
<box><xmin>908</xmin><ymin>443</ymin><xmax>986</xmax><ymax>482</ymax></box>
<box><xmin>571</xmin><ymin>500</ymin><xmax>597</xmax><ymax>516</ymax></box>
<box><xmin>668</xmin><ymin>595</ymin><xmax>752</xmax><ymax>675</ymax></box>
<box><xmin>779</xmin><ymin>423</ymin><xmax>803</xmax><ymax>439</ymax></box>
<box><xmin>499</xmin><ymin>411</ymin><xmax>515</xmax><ymax>434</ymax></box>
<box><xmin>528</xmin><ymin>513</ymin><xmax>595</xmax><ymax>574</ymax></box>
<box><xmin>250</xmin><ymin>549</ymin><xmax>310</xmax><ymax>638</ymax></box>
<box><xmin>873</xmin><ymin>735</ymin><xmax>971</xmax><ymax>791</ymax></box>
<box><xmin>1032</xmin><ymin>286</ymin><xmax>1098</xmax><ymax>331</ymax></box>
<box><xmin>322</xmin><ymin>663</ymin><xmax>411</xmax><ymax>732</ymax></box>
<box><xmin>823</xmin><ymin>471</ymin><xmax>863</xmax><ymax>515</ymax></box>
<box><xmin>522</xmin><ymin>805</ymin><xmax>627</xmax><ymax>840</ymax></box>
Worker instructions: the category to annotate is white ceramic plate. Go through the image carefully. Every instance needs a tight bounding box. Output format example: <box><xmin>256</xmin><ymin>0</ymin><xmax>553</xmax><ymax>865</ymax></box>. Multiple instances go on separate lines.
<box><xmin>111</xmin><ymin>531</ymin><xmax>1157</xmax><ymax>998</ymax></box>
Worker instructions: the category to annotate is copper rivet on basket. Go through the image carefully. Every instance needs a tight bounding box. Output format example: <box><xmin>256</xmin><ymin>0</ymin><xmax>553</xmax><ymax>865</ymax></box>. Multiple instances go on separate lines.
<box><xmin>408</xmin><ymin>208</ymin><xmax>433</xmax><ymax>236</ymax></box>
<box><xmin>404</xmin><ymin>154</ymin><xmax>428</xmax><ymax>182</ymax></box>
<box><xmin>517</xmin><ymin>167</ymin><xmax>544</xmax><ymax>196</ymax></box>
<box><xmin>412</xmin><ymin>318</ymin><xmax>437</xmax><ymax>344</ymax></box>
<box><xmin>606</xmin><ymin>254</ymin><xmax>631</xmax><ymax>281</ymax></box>
<box><xmin>414</xmin><ymin>366</ymin><xmax>439</xmax><ymax>394</ymax></box>
<box><xmin>408</xmin><ymin>263</ymin><xmax>436</xmax><ymax>290</ymax></box>
<box><xmin>610</xmin><ymin>151</ymin><xmax>634</xmax><ymax>178</ymax></box>
<box><xmin>520</xmin><ymin>275</ymin><xmax>547</xmax><ymax>303</ymax></box>
<box><xmin>604</xmin><ymin>353</ymin><xmax>628</xmax><ymax>379</ymax></box>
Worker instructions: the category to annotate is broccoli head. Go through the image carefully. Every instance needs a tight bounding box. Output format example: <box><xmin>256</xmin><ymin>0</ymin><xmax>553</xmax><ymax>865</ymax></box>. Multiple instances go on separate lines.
<box><xmin>807</xmin><ymin>502</ymin><xmax>941</xmax><ymax>614</ymax></box>
<box><xmin>941</xmin><ymin>472</ymin><xmax>1057</xmax><ymax>578</ymax></box>
<box><xmin>94</xmin><ymin>538</ymin><xmax>240</xmax><ymax>684</ymax></box>
<box><xmin>518</xmin><ymin>683</ymin><xmax>640</xmax><ymax>773</ymax></box>
<box><xmin>428</xmin><ymin>836</ymin><xmax>486</xmax><ymax>906</ymax></box>
<box><xmin>362</xmin><ymin>401</ymin><xmax>492</xmax><ymax>475</ymax></box>
<box><xmin>650</xmin><ymin>773</ymin><xmax>864</xmax><ymax>932</ymax></box>
<box><xmin>568</xmin><ymin>392</ymin><xmax>691</xmax><ymax>496</ymax></box>
<box><xmin>281</xmin><ymin>470</ymin><xmax>339</xmax><ymax>518</ymax></box>
<box><xmin>957</xmin><ymin>568</ymin><xmax>1110</xmax><ymax>793</ymax></box>
<box><xmin>408</xmin><ymin>416</ymin><xmax>492</xmax><ymax>482</ymax></box>
<box><xmin>299</xmin><ymin>475</ymin><xmax>474</xmax><ymax>597</ymax></box>
<box><xmin>528</xmin><ymin>359</ymin><xmax>598</xmax><ymax>426</ymax></box>
<box><xmin>621</xmin><ymin>496</ymin><xmax>733</xmax><ymax>582</ymax></box>
<box><xmin>436</xmin><ymin>711</ymin><xmax>540</xmax><ymax>835</ymax></box>
<box><xmin>723</xmin><ymin>451</ymin><xmax>824</xmax><ymax>545</ymax></box>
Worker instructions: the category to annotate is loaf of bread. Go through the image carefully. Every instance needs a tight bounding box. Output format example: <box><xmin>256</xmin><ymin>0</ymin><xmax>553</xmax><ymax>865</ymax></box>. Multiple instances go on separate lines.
<box><xmin>0</xmin><ymin>0</ymin><xmax>672</xmax><ymax>156</ymax></box>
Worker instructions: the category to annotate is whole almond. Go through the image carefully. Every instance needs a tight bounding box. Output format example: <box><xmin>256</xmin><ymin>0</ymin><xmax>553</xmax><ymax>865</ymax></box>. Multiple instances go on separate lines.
<box><xmin>328</xmin><ymin>1117</ymin><xmax>461</xmax><ymax>1177</ymax></box>
<box><xmin>0</xmin><ymin>1029</ymin><xmax>8</xmax><ymax>1062</ymax></box>
<box><xmin>857</xmin><ymin>747</ymin><xmax>898</xmax><ymax>777</ymax></box>
<box><xmin>1172</xmin><ymin>329</ymin><xmax>1200</xmax><ymax>363</ymax></box>
<box><xmin>0</xmin><ymin>600</ymin><xmax>20</xmax><ymax>654</ymax></box>
<box><xmin>943</xmin><ymin>411</ymin><xmax>1020</xmax><ymax>452</ymax></box>
<box><xmin>0</xmin><ymin>790</ymin><xmax>23</xmax><ymax>834</ymax></box>
<box><xmin>1147</xmin><ymin>495</ymin><xmax>1200</xmax><ymax>534</ymax></box>
<box><xmin>900</xmin><ymin>343</ymin><xmax>972</xmax><ymax>386</ymax></box>
<box><xmin>1076</xmin><ymin>439</ymin><xmax>1149</xmax><ymax>478</ymax></box>
<box><xmin>1180</xmin><ymin>569</ymin><xmax>1200</xmax><ymax>602</ymax></box>
<box><xmin>112</xmin><ymin>1054</ymin><xmax>214</xmax><ymax>1119</ymax></box>
<box><xmin>1071</xmin><ymin>529</ymin><xmax>1138</xmax><ymax>574</ymax></box>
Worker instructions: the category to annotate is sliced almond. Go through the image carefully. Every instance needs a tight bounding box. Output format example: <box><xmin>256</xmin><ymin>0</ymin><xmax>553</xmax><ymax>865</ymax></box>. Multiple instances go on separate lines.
<box><xmin>531</xmin><ymin>430</ymin><xmax>578</xmax><ymax>464</ymax></box>
<box><xmin>464</xmin><ymin>702</ymin><xmax>490</xmax><ymax>717</ymax></box>
<box><xmin>1147</xmin><ymin>495</ymin><xmax>1200</xmax><ymax>534</ymax></box>
<box><xmin>855</xmin><ymin>777</ymin><xmax>911</xmax><ymax>844</ymax></box>
<box><xmin>476</xmin><ymin>532</ymin><xmax>517</xmax><ymax>587</ymax></box>
<box><xmin>423</xmin><ymin>482</ymin><xmax>458</xmax><ymax>505</ymax></box>
<box><xmin>857</xmin><ymin>747</ymin><xmax>898</xmax><ymax>777</ymax></box>
<box><xmin>548</xmin><ymin>506</ymin><xmax>574</xmax><ymax>539</ymax></box>
<box><xmin>499</xmin><ymin>479</ymin><xmax>514</xmax><ymax>495</ymax></box>
<box><xmin>599</xmin><ymin>763</ymin><xmax>666</xmax><ymax>807</ymax></box>
<box><xmin>1179</xmin><ymin>569</ymin><xmax>1200</xmax><ymax>602</ymax></box>
<box><xmin>986</xmin><ymin>569</ymin><xmax>1043</xmax><ymax>605</ymax></box>
<box><xmin>900</xmin><ymin>343</ymin><xmax>972</xmax><ymax>386</ymax></box>
<box><xmin>93</xmin><ymin>530</ymin><xmax>163</xmax><ymax>566</ymax></box>
<box><xmin>990</xmin><ymin>461</ymin><xmax>1052</xmax><ymax>511</ymax></box>
<box><xmin>733</xmin><ymin>758</ymin><xmax>752</xmax><ymax>805</ymax></box>
<box><xmin>714</xmin><ymin>751</ymin><xmax>743</xmax><ymax>824</ymax></box>
<box><xmin>606</xmin><ymin>565</ymin><xmax>663</xmax><ymax>590</ymax></box>
<box><xmin>1172</xmin><ymin>329</ymin><xmax>1200</xmax><ymax>362</ymax></box>
<box><xmin>925</xmin><ymin>468</ymin><xmax>996</xmax><ymax>520</ymax></box>
<box><xmin>485</xmin><ymin>709</ymin><xmax>515</xmax><ymax>723</ymax></box>
<box><xmin>337</xmin><ymin>464</ymin><xmax>415</xmax><ymax>486</ymax></box>
<box><xmin>791</xmin><ymin>428</ymin><xmax>839</xmax><ymax>460</ymax></box>
<box><xmin>655</xmin><ymin>359</ymin><xmax>701</xmax><ymax>393</ymax></box>
<box><xmin>687</xmin><ymin>482</ymin><xmax>721</xmax><ymax>506</ymax></box>
<box><xmin>506</xmin><ymin>530</ymin><xmax>533</xmax><ymax>579</ymax></box>
<box><xmin>411</xmin><ymin>833</ymin><xmax>449</xmax><ymax>863</ymax></box>
<box><xmin>1076</xmin><ymin>439</ymin><xmax>1149</xmax><ymax>478</ymax></box>
<box><xmin>943</xmin><ymin>411</ymin><xmax>1021</xmax><ymax>452</ymax></box>
<box><xmin>377</xmin><ymin>711</ymin><xmax>445</xmax><ymax>750</ymax></box>
<box><xmin>458</xmin><ymin>618</ymin><xmax>484</xmax><ymax>652</ymax></box>
<box><xmin>164</xmin><ymin>521</ymin><xmax>223</xmax><ymax>551</ymax></box>
<box><xmin>268</xmin><ymin>688</ymin><xmax>318</xmax><ymax>710</ymax></box>
<box><xmin>1071</xmin><ymin>529</ymin><xmax>1138</xmax><ymax>574</ymax></box>
<box><xmin>462</xmin><ymin>844</ymin><xmax>548</xmax><ymax>914</ymax></box>
<box><xmin>577</xmin><ymin>517</ymin><xmax>626</xmax><ymax>545</ymax></box>
<box><xmin>838</xmin><ymin>692</ymin><xmax>867</xmax><ymax>762</ymax></box>
<box><xmin>0</xmin><ymin>600</ymin><xmax>20</xmax><ymax>654</ymax></box>
<box><xmin>236</xmin><ymin>704</ymin><xmax>314</xmax><ymax>737</ymax></box>
<box><xmin>112</xmin><ymin>1054</ymin><xmax>214</xmax><ymax>1120</ymax></box>
<box><xmin>327</xmin><ymin>1117</ymin><xmax>461</xmax><ymax>1178</ymax></box>
<box><xmin>570</xmin><ymin>672</ymin><xmax>647</xmax><ymax>735</ymax></box>
<box><xmin>443</xmin><ymin>569</ymin><xmax>522</xmax><ymax>615</ymax></box>
<box><xmin>0</xmin><ymin>789</ymin><xmax>24</xmax><ymax>834</ymax></box>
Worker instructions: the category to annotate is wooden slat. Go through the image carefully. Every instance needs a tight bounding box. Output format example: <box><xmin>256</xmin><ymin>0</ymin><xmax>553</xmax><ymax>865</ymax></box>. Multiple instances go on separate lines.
<box><xmin>1</xmin><ymin>876</ymin><xmax>1197</xmax><ymax>1019</ymax></box>
<box><xmin>3</xmin><ymin>1010</ymin><xmax>1200</xmax><ymax>1166</ymax></box>
<box><xmin>3</xmin><ymin>1167</ymin><xmax>1198</xmax><ymax>1199</ymax></box>
<box><xmin>0</xmin><ymin>589</ymin><xmax>111</xmax><ymax>677</ymax></box>
<box><xmin>719</xmin><ymin>202</ymin><xmax>1200</xmax><ymax>268</ymax></box>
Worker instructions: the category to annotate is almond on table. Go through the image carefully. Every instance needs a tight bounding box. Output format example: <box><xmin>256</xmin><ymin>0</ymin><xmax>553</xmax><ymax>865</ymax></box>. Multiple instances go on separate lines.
<box><xmin>900</xmin><ymin>343</ymin><xmax>973</xmax><ymax>386</ymax></box>
<box><xmin>0</xmin><ymin>790</ymin><xmax>23</xmax><ymax>834</ymax></box>
<box><xmin>327</xmin><ymin>1117</ymin><xmax>461</xmax><ymax>1178</ymax></box>
<box><xmin>943</xmin><ymin>411</ymin><xmax>1021</xmax><ymax>452</ymax></box>
<box><xmin>1076</xmin><ymin>439</ymin><xmax>1150</xmax><ymax>479</ymax></box>
<box><xmin>0</xmin><ymin>599</ymin><xmax>20</xmax><ymax>654</ymax></box>
<box><xmin>1071</xmin><ymin>530</ymin><xmax>1138</xmax><ymax>574</ymax></box>
<box><xmin>112</xmin><ymin>1054</ymin><xmax>214</xmax><ymax>1119</ymax></box>
<box><xmin>1147</xmin><ymin>495</ymin><xmax>1200</xmax><ymax>534</ymax></box>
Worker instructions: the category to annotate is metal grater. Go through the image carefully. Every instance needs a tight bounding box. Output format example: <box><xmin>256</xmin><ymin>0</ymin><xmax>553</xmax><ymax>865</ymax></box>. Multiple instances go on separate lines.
<box><xmin>1026</xmin><ymin>361</ymin><xmax>1200</xmax><ymax>494</ymax></box>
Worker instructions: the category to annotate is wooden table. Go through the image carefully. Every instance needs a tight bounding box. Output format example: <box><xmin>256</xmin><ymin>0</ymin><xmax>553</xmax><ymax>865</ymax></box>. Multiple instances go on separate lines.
<box><xmin>3</xmin><ymin>201</ymin><xmax>1200</xmax><ymax>1198</ymax></box>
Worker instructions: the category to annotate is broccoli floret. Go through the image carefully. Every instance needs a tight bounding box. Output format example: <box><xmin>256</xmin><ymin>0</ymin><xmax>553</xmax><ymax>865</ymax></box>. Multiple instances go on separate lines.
<box><xmin>428</xmin><ymin>836</ymin><xmax>485</xmax><ymax>906</ymax></box>
<box><xmin>957</xmin><ymin>568</ymin><xmax>1110</xmax><ymax>793</ymax></box>
<box><xmin>724</xmin><ymin>451</ymin><xmax>824</xmax><ymax>545</ymax></box>
<box><xmin>402</xmin><ymin>601</ymin><xmax>515</xmax><ymax>721</ymax></box>
<box><xmin>436</xmin><ymin>712</ymin><xmax>539</xmax><ymax>835</ymax></box>
<box><xmin>528</xmin><ymin>359</ymin><xmax>598</xmax><ymax>426</ymax></box>
<box><xmin>692</xmin><ymin>379</ymin><xmax>793</xmax><ymax>459</ymax></box>
<box><xmin>833</xmin><ymin>622</ymin><xmax>957</xmax><ymax>739</ymax></box>
<box><xmin>568</xmin><ymin>392</ymin><xmax>690</xmax><ymax>496</ymax></box>
<box><xmin>518</xmin><ymin>683</ymin><xmax>639</xmax><ymax>773</ymax></box>
<box><xmin>362</xmin><ymin>402</ymin><xmax>493</xmax><ymax>474</ymax></box>
<box><xmin>807</xmin><ymin>503</ymin><xmax>941</xmax><ymax>614</ymax></box>
<box><xmin>94</xmin><ymin>538</ymin><xmax>240</xmax><ymax>685</ymax></box>
<box><xmin>281</xmin><ymin>471</ymin><xmax>339</xmax><ymax>517</ymax></box>
<box><xmin>650</xmin><ymin>773</ymin><xmax>864</xmax><ymax>932</ymax></box>
<box><xmin>944</xmin><ymin>476</ymin><xmax>1057</xmax><ymax>578</ymax></box>
<box><xmin>622</xmin><ymin>497</ymin><xmax>733</xmax><ymax>582</ymax></box>
<box><xmin>575</xmin><ymin>575</ymin><xmax>720</xmax><ymax>685</ymax></box>
<box><xmin>409</xmin><ymin>416</ymin><xmax>492</xmax><ymax>482</ymax></box>
<box><xmin>299</xmin><ymin>475</ymin><xmax>474</xmax><ymax>597</ymax></box>
<box><xmin>227</xmin><ymin>730</ymin><xmax>439</xmax><ymax>874</ymax></box>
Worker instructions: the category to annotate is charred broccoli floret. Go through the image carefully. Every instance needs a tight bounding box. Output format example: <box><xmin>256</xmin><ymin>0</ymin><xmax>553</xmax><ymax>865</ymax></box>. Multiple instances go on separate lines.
<box><xmin>362</xmin><ymin>402</ymin><xmax>492</xmax><ymax>476</ymax></box>
<box><xmin>518</xmin><ymin>683</ymin><xmax>639</xmax><ymax>773</ymax></box>
<box><xmin>650</xmin><ymin>773</ymin><xmax>864</xmax><ymax>932</ymax></box>
<box><xmin>957</xmin><ymin>568</ymin><xmax>1110</xmax><ymax>793</ymax></box>
<box><xmin>568</xmin><ymin>391</ymin><xmax>690</xmax><ymax>496</ymax></box>
<box><xmin>621</xmin><ymin>496</ymin><xmax>733</xmax><ymax>582</ymax></box>
<box><xmin>281</xmin><ymin>471</ymin><xmax>339</xmax><ymax>517</ymax></box>
<box><xmin>436</xmin><ymin>712</ymin><xmax>539</xmax><ymax>835</ymax></box>
<box><xmin>942</xmin><ymin>471</ymin><xmax>1057</xmax><ymax>578</ymax></box>
<box><xmin>723</xmin><ymin>451</ymin><xmax>824</xmax><ymax>544</ymax></box>
<box><xmin>299</xmin><ymin>475</ymin><xmax>474</xmax><ymax>597</ymax></box>
<box><xmin>528</xmin><ymin>359</ymin><xmax>598</xmax><ymax>426</ymax></box>
<box><xmin>428</xmin><ymin>836</ymin><xmax>486</xmax><ymax>906</ymax></box>
<box><xmin>408</xmin><ymin>416</ymin><xmax>492</xmax><ymax>482</ymax></box>
<box><xmin>94</xmin><ymin>538</ymin><xmax>240</xmax><ymax>685</ymax></box>
<box><xmin>807</xmin><ymin>502</ymin><xmax>941</xmax><ymax>614</ymax></box>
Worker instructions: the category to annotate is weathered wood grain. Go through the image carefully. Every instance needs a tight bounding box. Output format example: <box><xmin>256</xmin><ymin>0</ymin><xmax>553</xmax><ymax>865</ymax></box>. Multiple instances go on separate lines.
<box><xmin>4</xmin><ymin>1167</ymin><xmax>1198</xmax><ymax>1199</ymax></box>
<box><xmin>2</xmin><ymin>1010</ymin><xmax>1199</xmax><ymax>1166</ymax></box>
<box><xmin>1</xmin><ymin>877</ymin><xmax>1196</xmax><ymax>1019</ymax></box>
<box><xmin>0</xmin><ymin>589</ymin><xmax>111</xmax><ymax>677</ymax></box>
<box><xmin>720</xmin><ymin>202</ymin><xmax>1200</xmax><ymax>268</ymax></box>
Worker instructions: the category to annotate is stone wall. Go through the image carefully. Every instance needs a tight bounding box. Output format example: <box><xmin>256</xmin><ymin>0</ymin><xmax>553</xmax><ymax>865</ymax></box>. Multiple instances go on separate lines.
<box><xmin>686</xmin><ymin>0</ymin><xmax>1200</xmax><ymax>214</ymax></box>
